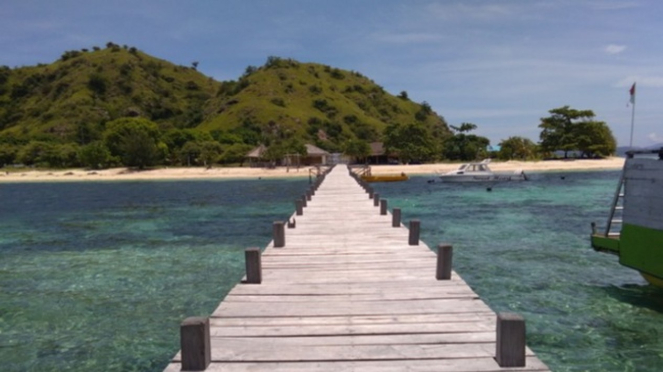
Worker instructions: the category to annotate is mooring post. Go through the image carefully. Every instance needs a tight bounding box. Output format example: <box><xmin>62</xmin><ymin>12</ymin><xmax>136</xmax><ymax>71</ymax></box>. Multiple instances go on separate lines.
<box><xmin>180</xmin><ymin>317</ymin><xmax>211</xmax><ymax>371</ymax></box>
<box><xmin>392</xmin><ymin>208</ymin><xmax>401</xmax><ymax>227</ymax></box>
<box><xmin>380</xmin><ymin>199</ymin><xmax>388</xmax><ymax>215</ymax></box>
<box><xmin>301</xmin><ymin>195</ymin><xmax>307</xmax><ymax>208</ymax></box>
<box><xmin>287</xmin><ymin>218</ymin><xmax>296</xmax><ymax>228</ymax></box>
<box><xmin>373</xmin><ymin>193</ymin><xmax>380</xmax><ymax>207</ymax></box>
<box><xmin>408</xmin><ymin>219</ymin><xmax>420</xmax><ymax>245</ymax></box>
<box><xmin>273</xmin><ymin>221</ymin><xmax>285</xmax><ymax>247</ymax></box>
<box><xmin>244</xmin><ymin>247</ymin><xmax>262</xmax><ymax>284</ymax></box>
<box><xmin>306</xmin><ymin>190</ymin><xmax>312</xmax><ymax>201</ymax></box>
<box><xmin>436</xmin><ymin>244</ymin><xmax>453</xmax><ymax>280</ymax></box>
<box><xmin>496</xmin><ymin>313</ymin><xmax>526</xmax><ymax>367</ymax></box>
<box><xmin>295</xmin><ymin>200</ymin><xmax>303</xmax><ymax>216</ymax></box>
<box><xmin>368</xmin><ymin>189</ymin><xmax>374</xmax><ymax>199</ymax></box>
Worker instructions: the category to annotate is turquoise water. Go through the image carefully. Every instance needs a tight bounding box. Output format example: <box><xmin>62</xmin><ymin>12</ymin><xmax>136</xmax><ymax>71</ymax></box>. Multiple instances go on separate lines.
<box><xmin>373</xmin><ymin>171</ymin><xmax>663</xmax><ymax>371</ymax></box>
<box><xmin>0</xmin><ymin>178</ymin><xmax>308</xmax><ymax>371</ymax></box>
<box><xmin>1</xmin><ymin>171</ymin><xmax>662</xmax><ymax>371</ymax></box>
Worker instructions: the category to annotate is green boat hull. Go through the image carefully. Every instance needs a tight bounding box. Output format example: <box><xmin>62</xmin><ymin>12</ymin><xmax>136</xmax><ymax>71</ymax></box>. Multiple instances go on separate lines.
<box><xmin>592</xmin><ymin>223</ymin><xmax>663</xmax><ymax>285</ymax></box>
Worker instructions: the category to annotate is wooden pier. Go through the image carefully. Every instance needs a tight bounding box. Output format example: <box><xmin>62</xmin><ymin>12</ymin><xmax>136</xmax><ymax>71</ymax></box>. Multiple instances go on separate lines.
<box><xmin>164</xmin><ymin>165</ymin><xmax>551</xmax><ymax>371</ymax></box>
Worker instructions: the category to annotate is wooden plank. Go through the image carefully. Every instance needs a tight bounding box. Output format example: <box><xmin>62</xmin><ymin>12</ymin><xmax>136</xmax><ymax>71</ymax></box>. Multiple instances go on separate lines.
<box><xmin>210</xmin><ymin>313</ymin><xmax>496</xmax><ymax>326</ymax></box>
<box><xmin>165</xmin><ymin>357</ymin><xmax>551</xmax><ymax>372</ymax></box>
<box><xmin>208</xmin><ymin>321</ymin><xmax>496</xmax><ymax>337</ymax></box>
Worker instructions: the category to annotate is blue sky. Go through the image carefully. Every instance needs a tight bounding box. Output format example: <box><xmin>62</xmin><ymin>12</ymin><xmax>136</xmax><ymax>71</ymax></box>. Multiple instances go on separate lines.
<box><xmin>2</xmin><ymin>0</ymin><xmax>662</xmax><ymax>147</ymax></box>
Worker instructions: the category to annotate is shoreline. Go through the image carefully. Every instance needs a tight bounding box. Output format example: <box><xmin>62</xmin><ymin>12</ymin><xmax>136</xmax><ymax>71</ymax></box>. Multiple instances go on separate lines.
<box><xmin>0</xmin><ymin>157</ymin><xmax>625</xmax><ymax>183</ymax></box>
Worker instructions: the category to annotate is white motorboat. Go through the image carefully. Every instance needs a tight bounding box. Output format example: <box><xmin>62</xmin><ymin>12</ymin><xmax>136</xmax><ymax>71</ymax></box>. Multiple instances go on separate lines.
<box><xmin>438</xmin><ymin>159</ymin><xmax>527</xmax><ymax>182</ymax></box>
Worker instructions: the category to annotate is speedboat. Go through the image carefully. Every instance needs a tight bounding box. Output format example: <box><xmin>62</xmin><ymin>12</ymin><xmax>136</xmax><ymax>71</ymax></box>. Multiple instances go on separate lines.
<box><xmin>438</xmin><ymin>159</ymin><xmax>527</xmax><ymax>182</ymax></box>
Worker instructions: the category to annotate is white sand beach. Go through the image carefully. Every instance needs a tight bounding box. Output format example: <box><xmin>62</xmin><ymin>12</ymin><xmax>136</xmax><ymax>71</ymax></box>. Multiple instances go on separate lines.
<box><xmin>0</xmin><ymin>157</ymin><xmax>625</xmax><ymax>183</ymax></box>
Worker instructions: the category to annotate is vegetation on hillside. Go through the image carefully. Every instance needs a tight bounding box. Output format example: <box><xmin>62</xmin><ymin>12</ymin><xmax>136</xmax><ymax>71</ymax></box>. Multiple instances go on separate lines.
<box><xmin>0</xmin><ymin>45</ymin><xmax>617</xmax><ymax>168</ymax></box>
<box><xmin>0</xmin><ymin>49</ymin><xmax>451</xmax><ymax>168</ymax></box>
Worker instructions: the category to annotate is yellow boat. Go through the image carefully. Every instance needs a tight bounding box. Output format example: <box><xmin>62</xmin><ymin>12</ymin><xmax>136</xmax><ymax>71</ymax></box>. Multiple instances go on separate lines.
<box><xmin>360</xmin><ymin>172</ymin><xmax>409</xmax><ymax>183</ymax></box>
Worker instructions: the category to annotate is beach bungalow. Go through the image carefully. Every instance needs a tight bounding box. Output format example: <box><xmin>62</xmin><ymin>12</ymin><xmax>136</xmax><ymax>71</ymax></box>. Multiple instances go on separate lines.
<box><xmin>245</xmin><ymin>144</ymin><xmax>268</xmax><ymax>167</ymax></box>
<box><xmin>301</xmin><ymin>144</ymin><xmax>330</xmax><ymax>165</ymax></box>
<box><xmin>245</xmin><ymin>143</ymin><xmax>330</xmax><ymax>167</ymax></box>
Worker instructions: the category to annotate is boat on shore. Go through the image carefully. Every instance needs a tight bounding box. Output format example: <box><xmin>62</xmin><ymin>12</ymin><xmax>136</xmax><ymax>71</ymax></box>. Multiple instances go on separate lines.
<box><xmin>438</xmin><ymin>159</ymin><xmax>527</xmax><ymax>182</ymax></box>
<box><xmin>352</xmin><ymin>165</ymin><xmax>409</xmax><ymax>183</ymax></box>
<box><xmin>591</xmin><ymin>148</ymin><xmax>663</xmax><ymax>287</ymax></box>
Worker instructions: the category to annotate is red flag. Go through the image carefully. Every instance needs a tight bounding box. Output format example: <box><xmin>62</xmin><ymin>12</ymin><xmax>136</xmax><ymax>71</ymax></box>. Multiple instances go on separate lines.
<box><xmin>629</xmin><ymin>83</ymin><xmax>636</xmax><ymax>104</ymax></box>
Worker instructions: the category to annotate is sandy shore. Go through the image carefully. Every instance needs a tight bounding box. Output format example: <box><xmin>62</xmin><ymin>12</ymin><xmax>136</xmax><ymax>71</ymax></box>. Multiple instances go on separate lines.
<box><xmin>0</xmin><ymin>158</ymin><xmax>624</xmax><ymax>183</ymax></box>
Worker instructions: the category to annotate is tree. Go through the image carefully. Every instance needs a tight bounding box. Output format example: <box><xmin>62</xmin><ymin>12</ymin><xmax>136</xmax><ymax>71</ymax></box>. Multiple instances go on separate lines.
<box><xmin>538</xmin><ymin>106</ymin><xmax>614</xmax><ymax>158</ymax></box>
<box><xmin>199</xmin><ymin>141</ymin><xmax>223</xmax><ymax>167</ymax></box>
<box><xmin>498</xmin><ymin>137</ymin><xmax>537</xmax><ymax>160</ymax></box>
<box><xmin>343</xmin><ymin>139</ymin><xmax>371</xmax><ymax>163</ymax></box>
<box><xmin>78</xmin><ymin>141</ymin><xmax>111</xmax><ymax>169</ymax></box>
<box><xmin>442</xmin><ymin>123</ymin><xmax>490</xmax><ymax>161</ymax></box>
<box><xmin>574</xmin><ymin>121</ymin><xmax>616</xmax><ymax>158</ymax></box>
<box><xmin>103</xmin><ymin>117</ymin><xmax>163</xmax><ymax>169</ymax></box>
<box><xmin>219</xmin><ymin>143</ymin><xmax>253</xmax><ymax>165</ymax></box>
<box><xmin>384</xmin><ymin>122</ymin><xmax>436</xmax><ymax>163</ymax></box>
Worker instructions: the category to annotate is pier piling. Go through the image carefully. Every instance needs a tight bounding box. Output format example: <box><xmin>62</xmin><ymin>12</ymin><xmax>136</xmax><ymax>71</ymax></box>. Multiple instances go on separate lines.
<box><xmin>180</xmin><ymin>317</ymin><xmax>210</xmax><ymax>371</ymax></box>
<box><xmin>244</xmin><ymin>247</ymin><xmax>262</xmax><ymax>284</ymax></box>
<box><xmin>392</xmin><ymin>208</ymin><xmax>401</xmax><ymax>227</ymax></box>
<box><xmin>409</xmin><ymin>219</ymin><xmax>420</xmax><ymax>245</ymax></box>
<box><xmin>496</xmin><ymin>312</ymin><xmax>527</xmax><ymax>367</ymax></box>
<box><xmin>436</xmin><ymin>244</ymin><xmax>453</xmax><ymax>280</ymax></box>
<box><xmin>272</xmin><ymin>221</ymin><xmax>285</xmax><ymax>248</ymax></box>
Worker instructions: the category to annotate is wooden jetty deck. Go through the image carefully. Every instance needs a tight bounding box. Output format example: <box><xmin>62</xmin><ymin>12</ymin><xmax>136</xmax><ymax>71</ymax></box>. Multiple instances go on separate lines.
<box><xmin>164</xmin><ymin>165</ymin><xmax>551</xmax><ymax>371</ymax></box>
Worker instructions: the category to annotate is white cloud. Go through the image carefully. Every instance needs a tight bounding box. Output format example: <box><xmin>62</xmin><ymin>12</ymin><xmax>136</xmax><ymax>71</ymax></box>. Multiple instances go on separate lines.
<box><xmin>605</xmin><ymin>44</ymin><xmax>626</xmax><ymax>54</ymax></box>
<box><xmin>648</xmin><ymin>133</ymin><xmax>662</xmax><ymax>143</ymax></box>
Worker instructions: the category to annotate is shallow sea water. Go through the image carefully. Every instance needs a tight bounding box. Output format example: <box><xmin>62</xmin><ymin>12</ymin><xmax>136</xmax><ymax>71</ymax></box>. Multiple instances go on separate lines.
<box><xmin>1</xmin><ymin>171</ymin><xmax>662</xmax><ymax>371</ymax></box>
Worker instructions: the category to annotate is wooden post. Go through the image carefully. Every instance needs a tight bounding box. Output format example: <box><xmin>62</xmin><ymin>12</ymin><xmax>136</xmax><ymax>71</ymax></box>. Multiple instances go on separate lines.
<box><xmin>392</xmin><ymin>208</ymin><xmax>401</xmax><ymax>227</ymax></box>
<box><xmin>408</xmin><ymin>219</ymin><xmax>420</xmax><ymax>245</ymax></box>
<box><xmin>273</xmin><ymin>221</ymin><xmax>285</xmax><ymax>248</ymax></box>
<box><xmin>496</xmin><ymin>313</ymin><xmax>526</xmax><ymax>367</ymax></box>
<box><xmin>436</xmin><ymin>244</ymin><xmax>452</xmax><ymax>280</ymax></box>
<box><xmin>180</xmin><ymin>317</ymin><xmax>210</xmax><ymax>371</ymax></box>
<box><xmin>295</xmin><ymin>200</ymin><xmax>303</xmax><ymax>216</ymax></box>
<box><xmin>368</xmin><ymin>189</ymin><xmax>374</xmax><ymax>199</ymax></box>
<box><xmin>373</xmin><ymin>193</ymin><xmax>380</xmax><ymax>207</ymax></box>
<box><xmin>301</xmin><ymin>195</ymin><xmax>307</xmax><ymax>208</ymax></box>
<box><xmin>244</xmin><ymin>247</ymin><xmax>262</xmax><ymax>284</ymax></box>
<box><xmin>380</xmin><ymin>199</ymin><xmax>388</xmax><ymax>215</ymax></box>
<box><xmin>287</xmin><ymin>218</ymin><xmax>296</xmax><ymax>228</ymax></box>
<box><xmin>306</xmin><ymin>190</ymin><xmax>312</xmax><ymax>201</ymax></box>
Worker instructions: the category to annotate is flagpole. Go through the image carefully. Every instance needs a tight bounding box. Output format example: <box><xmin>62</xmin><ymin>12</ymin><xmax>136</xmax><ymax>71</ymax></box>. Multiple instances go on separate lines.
<box><xmin>629</xmin><ymin>100</ymin><xmax>635</xmax><ymax>148</ymax></box>
<box><xmin>629</xmin><ymin>83</ymin><xmax>636</xmax><ymax>148</ymax></box>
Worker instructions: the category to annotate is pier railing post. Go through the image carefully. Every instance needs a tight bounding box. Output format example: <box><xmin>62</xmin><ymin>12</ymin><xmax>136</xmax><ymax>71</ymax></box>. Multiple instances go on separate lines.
<box><xmin>244</xmin><ymin>247</ymin><xmax>262</xmax><ymax>284</ymax></box>
<box><xmin>368</xmin><ymin>188</ymin><xmax>374</xmax><ymax>199</ymax></box>
<box><xmin>295</xmin><ymin>200</ymin><xmax>303</xmax><ymax>216</ymax></box>
<box><xmin>436</xmin><ymin>244</ymin><xmax>453</xmax><ymax>280</ymax></box>
<box><xmin>273</xmin><ymin>221</ymin><xmax>285</xmax><ymax>248</ymax></box>
<box><xmin>380</xmin><ymin>199</ymin><xmax>388</xmax><ymax>215</ymax></box>
<box><xmin>496</xmin><ymin>313</ymin><xmax>526</xmax><ymax>367</ymax></box>
<box><xmin>373</xmin><ymin>193</ymin><xmax>380</xmax><ymax>207</ymax></box>
<box><xmin>306</xmin><ymin>190</ymin><xmax>312</xmax><ymax>201</ymax></box>
<box><xmin>392</xmin><ymin>208</ymin><xmax>401</xmax><ymax>227</ymax></box>
<box><xmin>301</xmin><ymin>195</ymin><xmax>307</xmax><ymax>208</ymax></box>
<box><xmin>408</xmin><ymin>219</ymin><xmax>420</xmax><ymax>245</ymax></box>
<box><xmin>180</xmin><ymin>317</ymin><xmax>211</xmax><ymax>371</ymax></box>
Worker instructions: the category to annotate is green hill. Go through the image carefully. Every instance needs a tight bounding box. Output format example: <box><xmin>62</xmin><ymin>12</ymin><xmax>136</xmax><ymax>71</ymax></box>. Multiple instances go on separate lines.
<box><xmin>0</xmin><ymin>43</ymin><xmax>218</xmax><ymax>143</ymax></box>
<box><xmin>0</xmin><ymin>46</ymin><xmax>450</xmax><ymax>167</ymax></box>
<box><xmin>199</xmin><ymin>57</ymin><xmax>449</xmax><ymax>152</ymax></box>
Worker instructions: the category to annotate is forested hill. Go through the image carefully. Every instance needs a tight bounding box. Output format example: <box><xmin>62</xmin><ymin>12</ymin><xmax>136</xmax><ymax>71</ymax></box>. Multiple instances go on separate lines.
<box><xmin>0</xmin><ymin>44</ymin><xmax>449</xmax><ymax>167</ymax></box>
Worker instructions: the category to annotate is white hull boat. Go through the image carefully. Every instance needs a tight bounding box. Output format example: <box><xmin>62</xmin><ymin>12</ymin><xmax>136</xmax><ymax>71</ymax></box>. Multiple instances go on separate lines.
<box><xmin>438</xmin><ymin>159</ymin><xmax>527</xmax><ymax>183</ymax></box>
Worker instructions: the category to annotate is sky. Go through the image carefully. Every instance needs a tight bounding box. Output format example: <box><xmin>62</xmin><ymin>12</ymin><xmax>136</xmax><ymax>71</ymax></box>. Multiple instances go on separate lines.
<box><xmin>2</xmin><ymin>0</ymin><xmax>662</xmax><ymax>147</ymax></box>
